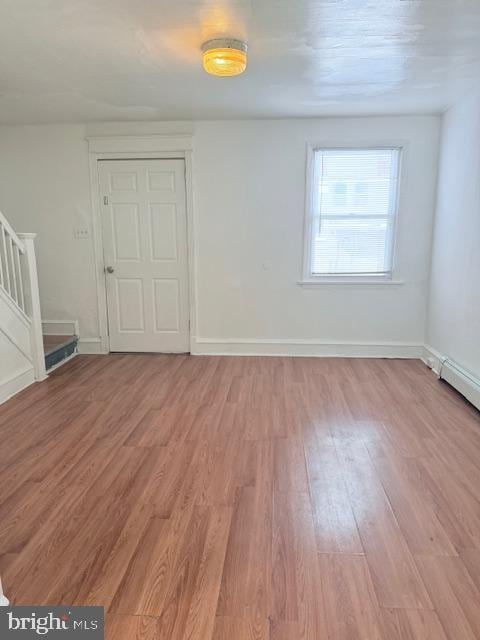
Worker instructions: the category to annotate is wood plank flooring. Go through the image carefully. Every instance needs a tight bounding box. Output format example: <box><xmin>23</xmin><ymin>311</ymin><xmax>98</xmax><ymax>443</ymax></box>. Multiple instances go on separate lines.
<box><xmin>1</xmin><ymin>354</ymin><xmax>480</xmax><ymax>639</ymax></box>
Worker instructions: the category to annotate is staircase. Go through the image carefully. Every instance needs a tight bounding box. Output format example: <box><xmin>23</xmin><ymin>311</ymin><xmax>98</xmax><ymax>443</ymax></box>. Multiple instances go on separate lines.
<box><xmin>0</xmin><ymin>210</ymin><xmax>46</xmax><ymax>403</ymax></box>
<box><xmin>43</xmin><ymin>334</ymin><xmax>78</xmax><ymax>371</ymax></box>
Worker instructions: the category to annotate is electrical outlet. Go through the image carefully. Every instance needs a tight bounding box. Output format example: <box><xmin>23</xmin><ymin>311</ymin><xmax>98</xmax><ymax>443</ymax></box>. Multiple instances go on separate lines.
<box><xmin>74</xmin><ymin>228</ymin><xmax>90</xmax><ymax>240</ymax></box>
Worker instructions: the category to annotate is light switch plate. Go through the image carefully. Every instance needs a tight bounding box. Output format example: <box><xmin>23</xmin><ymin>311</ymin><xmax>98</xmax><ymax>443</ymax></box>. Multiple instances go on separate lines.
<box><xmin>74</xmin><ymin>228</ymin><xmax>90</xmax><ymax>239</ymax></box>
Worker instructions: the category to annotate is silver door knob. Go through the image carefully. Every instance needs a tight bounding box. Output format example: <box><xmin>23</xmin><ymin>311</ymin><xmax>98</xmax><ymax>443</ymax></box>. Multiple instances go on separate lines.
<box><xmin>106</xmin><ymin>266</ymin><xmax>114</xmax><ymax>274</ymax></box>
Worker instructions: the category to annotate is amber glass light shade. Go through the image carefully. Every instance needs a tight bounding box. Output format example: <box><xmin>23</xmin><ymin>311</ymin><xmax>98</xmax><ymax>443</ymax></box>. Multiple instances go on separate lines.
<box><xmin>202</xmin><ymin>39</ymin><xmax>247</xmax><ymax>77</ymax></box>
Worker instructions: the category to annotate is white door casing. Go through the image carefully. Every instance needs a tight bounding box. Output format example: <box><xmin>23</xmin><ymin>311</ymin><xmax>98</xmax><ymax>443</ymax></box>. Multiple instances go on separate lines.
<box><xmin>99</xmin><ymin>159</ymin><xmax>190</xmax><ymax>352</ymax></box>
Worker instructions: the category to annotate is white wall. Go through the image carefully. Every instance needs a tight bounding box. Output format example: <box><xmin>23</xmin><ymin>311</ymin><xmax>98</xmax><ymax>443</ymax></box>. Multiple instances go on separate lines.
<box><xmin>426</xmin><ymin>87</ymin><xmax>480</xmax><ymax>376</ymax></box>
<box><xmin>193</xmin><ymin>117</ymin><xmax>440</xmax><ymax>354</ymax></box>
<box><xmin>0</xmin><ymin>116</ymin><xmax>440</xmax><ymax>356</ymax></box>
<box><xmin>0</xmin><ymin>125</ymin><xmax>99</xmax><ymax>340</ymax></box>
<box><xmin>0</xmin><ymin>289</ymin><xmax>35</xmax><ymax>403</ymax></box>
<box><xmin>0</xmin><ymin>332</ymin><xmax>34</xmax><ymax>403</ymax></box>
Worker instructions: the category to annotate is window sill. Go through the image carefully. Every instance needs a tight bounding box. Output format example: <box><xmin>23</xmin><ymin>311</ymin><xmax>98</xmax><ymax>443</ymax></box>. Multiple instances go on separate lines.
<box><xmin>298</xmin><ymin>278</ymin><xmax>405</xmax><ymax>287</ymax></box>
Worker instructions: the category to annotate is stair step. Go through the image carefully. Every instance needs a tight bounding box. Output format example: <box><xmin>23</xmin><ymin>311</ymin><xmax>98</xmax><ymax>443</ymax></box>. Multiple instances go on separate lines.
<box><xmin>43</xmin><ymin>335</ymin><xmax>78</xmax><ymax>371</ymax></box>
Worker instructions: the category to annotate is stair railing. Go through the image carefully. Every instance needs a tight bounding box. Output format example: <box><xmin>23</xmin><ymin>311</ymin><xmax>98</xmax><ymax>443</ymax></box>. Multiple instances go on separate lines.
<box><xmin>0</xmin><ymin>213</ymin><xmax>26</xmax><ymax>313</ymax></box>
<box><xmin>0</xmin><ymin>211</ymin><xmax>46</xmax><ymax>381</ymax></box>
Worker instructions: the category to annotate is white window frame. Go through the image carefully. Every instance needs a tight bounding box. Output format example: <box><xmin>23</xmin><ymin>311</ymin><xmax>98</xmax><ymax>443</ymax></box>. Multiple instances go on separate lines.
<box><xmin>301</xmin><ymin>144</ymin><xmax>404</xmax><ymax>286</ymax></box>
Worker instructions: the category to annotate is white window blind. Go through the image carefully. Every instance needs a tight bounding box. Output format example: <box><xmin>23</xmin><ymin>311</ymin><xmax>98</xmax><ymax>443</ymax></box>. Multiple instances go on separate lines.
<box><xmin>308</xmin><ymin>148</ymin><xmax>400</xmax><ymax>278</ymax></box>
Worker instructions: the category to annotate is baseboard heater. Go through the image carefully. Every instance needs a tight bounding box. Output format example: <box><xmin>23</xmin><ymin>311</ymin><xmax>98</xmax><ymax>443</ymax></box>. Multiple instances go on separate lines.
<box><xmin>440</xmin><ymin>359</ymin><xmax>480</xmax><ymax>412</ymax></box>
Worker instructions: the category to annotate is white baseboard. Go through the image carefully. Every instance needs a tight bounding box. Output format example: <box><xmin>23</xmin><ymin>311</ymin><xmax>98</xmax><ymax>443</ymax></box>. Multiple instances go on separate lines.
<box><xmin>423</xmin><ymin>345</ymin><xmax>480</xmax><ymax>411</ymax></box>
<box><xmin>42</xmin><ymin>319</ymin><xmax>79</xmax><ymax>336</ymax></box>
<box><xmin>192</xmin><ymin>338</ymin><xmax>424</xmax><ymax>359</ymax></box>
<box><xmin>0</xmin><ymin>367</ymin><xmax>35</xmax><ymax>405</ymax></box>
<box><xmin>77</xmin><ymin>338</ymin><xmax>106</xmax><ymax>354</ymax></box>
<box><xmin>421</xmin><ymin>344</ymin><xmax>444</xmax><ymax>375</ymax></box>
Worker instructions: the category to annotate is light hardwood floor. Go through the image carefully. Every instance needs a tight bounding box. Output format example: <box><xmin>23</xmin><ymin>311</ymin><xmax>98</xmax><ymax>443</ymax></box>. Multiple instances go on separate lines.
<box><xmin>1</xmin><ymin>354</ymin><xmax>480</xmax><ymax>639</ymax></box>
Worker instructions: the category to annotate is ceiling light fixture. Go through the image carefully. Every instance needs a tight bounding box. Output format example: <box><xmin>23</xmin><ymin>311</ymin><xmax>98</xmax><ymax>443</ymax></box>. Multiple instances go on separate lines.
<box><xmin>202</xmin><ymin>38</ymin><xmax>247</xmax><ymax>77</ymax></box>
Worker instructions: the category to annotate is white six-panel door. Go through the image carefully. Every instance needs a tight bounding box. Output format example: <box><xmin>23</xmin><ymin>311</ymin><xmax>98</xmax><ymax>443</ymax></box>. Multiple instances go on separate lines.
<box><xmin>99</xmin><ymin>159</ymin><xmax>190</xmax><ymax>352</ymax></box>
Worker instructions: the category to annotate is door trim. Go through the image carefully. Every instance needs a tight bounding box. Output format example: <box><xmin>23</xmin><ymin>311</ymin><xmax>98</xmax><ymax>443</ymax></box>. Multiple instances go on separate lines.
<box><xmin>87</xmin><ymin>136</ymin><xmax>196</xmax><ymax>354</ymax></box>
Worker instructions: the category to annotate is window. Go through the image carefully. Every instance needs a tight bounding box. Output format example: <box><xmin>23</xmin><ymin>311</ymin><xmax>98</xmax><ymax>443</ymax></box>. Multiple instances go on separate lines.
<box><xmin>334</xmin><ymin>182</ymin><xmax>347</xmax><ymax>206</ymax></box>
<box><xmin>304</xmin><ymin>148</ymin><xmax>400</xmax><ymax>280</ymax></box>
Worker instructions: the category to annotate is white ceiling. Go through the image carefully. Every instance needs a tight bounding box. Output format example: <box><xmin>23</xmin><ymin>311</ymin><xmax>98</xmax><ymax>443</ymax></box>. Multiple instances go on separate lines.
<box><xmin>1</xmin><ymin>0</ymin><xmax>480</xmax><ymax>124</ymax></box>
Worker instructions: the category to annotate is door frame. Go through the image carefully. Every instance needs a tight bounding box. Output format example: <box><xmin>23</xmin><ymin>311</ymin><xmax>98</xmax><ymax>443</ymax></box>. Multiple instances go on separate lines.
<box><xmin>87</xmin><ymin>135</ymin><xmax>196</xmax><ymax>354</ymax></box>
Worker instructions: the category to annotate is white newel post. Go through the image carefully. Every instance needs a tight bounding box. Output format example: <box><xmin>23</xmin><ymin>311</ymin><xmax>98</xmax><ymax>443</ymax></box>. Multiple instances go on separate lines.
<box><xmin>18</xmin><ymin>233</ymin><xmax>47</xmax><ymax>382</ymax></box>
<box><xmin>0</xmin><ymin>576</ymin><xmax>8</xmax><ymax>606</ymax></box>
